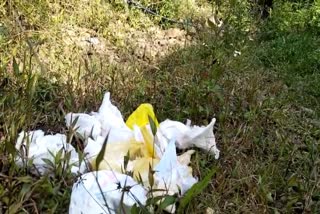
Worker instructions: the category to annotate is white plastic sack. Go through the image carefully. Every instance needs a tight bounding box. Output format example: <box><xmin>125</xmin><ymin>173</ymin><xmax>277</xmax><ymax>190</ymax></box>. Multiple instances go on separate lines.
<box><xmin>96</xmin><ymin>92</ymin><xmax>129</xmax><ymax>130</ymax></box>
<box><xmin>156</xmin><ymin>118</ymin><xmax>220</xmax><ymax>159</ymax></box>
<box><xmin>155</xmin><ymin>139</ymin><xmax>197</xmax><ymax>195</ymax></box>
<box><xmin>69</xmin><ymin>170</ymin><xmax>147</xmax><ymax>214</ymax></box>
<box><xmin>85</xmin><ymin>136</ymin><xmax>132</xmax><ymax>173</ymax></box>
<box><xmin>15</xmin><ymin>130</ymin><xmax>85</xmax><ymax>175</ymax></box>
<box><xmin>153</xmin><ymin>139</ymin><xmax>198</xmax><ymax>213</ymax></box>
<box><xmin>65</xmin><ymin>92</ymin><xmax>131</xmax><ymax>142</ymax></box>
<box><xmin>65</xmin><ymin>113</ymin><xmax>102</xmax><ymax>140</ymax></box>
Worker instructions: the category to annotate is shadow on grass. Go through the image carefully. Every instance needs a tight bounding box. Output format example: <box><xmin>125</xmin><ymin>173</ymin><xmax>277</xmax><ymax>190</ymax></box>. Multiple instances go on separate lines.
<box><xmin>134</xmin><ymin>28</ymin><xmax>320</xmax><ymax>213</ymax></box>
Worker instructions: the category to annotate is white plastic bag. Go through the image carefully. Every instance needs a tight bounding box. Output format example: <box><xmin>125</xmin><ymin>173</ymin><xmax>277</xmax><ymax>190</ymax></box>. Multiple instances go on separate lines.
<box><xmin>156</xmin><ymin>118</ymin><xmax>220</xmax><ymax>159</ymax></box>
<box><xmin>69</xmin><ymin>170</ymin><xmax>147</xmax><ymax>214</ymax></box>
<box><xmin>65</xmin><ymin>92</ymin><xmax>131</xmax><ymax>142</ymax></box>
<box><xmin>15</xmin><ymin>130</ymin><xmax>85</xmax><ymax>175</ymax></box>
<box><xmin>65</xmin><ymin>113</ymin><xmax>102</xmax><ymax>140</ymax></box>
<box><xmin>153</xmin><ymin>139</ymin><xmax>198</xmax><ymax>213</ymax></box>
<box><xmin>155</xmin><ymin>139</ymin><xmax>197</xmax><ymax>195</ymax></box>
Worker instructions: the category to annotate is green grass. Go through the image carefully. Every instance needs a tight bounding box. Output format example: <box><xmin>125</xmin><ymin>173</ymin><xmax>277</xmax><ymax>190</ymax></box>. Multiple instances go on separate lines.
<box><xmin>1</xmin><ymin>0</ymin><xmax>320</xmax><ymax>213</ymax></box>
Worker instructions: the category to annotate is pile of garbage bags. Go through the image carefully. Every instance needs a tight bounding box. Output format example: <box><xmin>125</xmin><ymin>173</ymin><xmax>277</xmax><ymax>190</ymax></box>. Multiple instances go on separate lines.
<box><xmin>15</xmin><ymin>92</ymin><xmax>219</xmax><ymax>213</ymax></box>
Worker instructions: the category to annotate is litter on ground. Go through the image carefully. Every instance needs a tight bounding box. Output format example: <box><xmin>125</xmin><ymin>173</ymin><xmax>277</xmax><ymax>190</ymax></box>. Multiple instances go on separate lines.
<box><xmin>15</xmin><ymin>92</ymin><xmax>219</xmax><ymax>213</ymax></box>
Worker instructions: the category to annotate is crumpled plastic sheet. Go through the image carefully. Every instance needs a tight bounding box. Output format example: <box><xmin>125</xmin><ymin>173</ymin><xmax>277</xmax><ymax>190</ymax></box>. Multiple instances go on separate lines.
<box><xmin>15</xmin><ymin>130</ymin><xmax>85</xmax><ymax>175</ymax></box>
<box><xmin>153</xmin><ymin>139</ymin><xmax>198</xmax><ymax>213</ymax></box>
<box><xmin>156</xmin><ymin>118</ymin><xmax>220</xmax><ymax>159</ymax></box>
<box><xmin>15</xmin><ymin>91</ymin><xmax>220</xmax><ymax>213</ymax></box>
<box><xmin>65</xmin><ymin>93</ymin><xmax>131</xmax><ymax>141</ymax></box>
<box><xmin>69</xmin><ymin>170</ymin><xmax>147</xmax><ymax>214</ymax></box>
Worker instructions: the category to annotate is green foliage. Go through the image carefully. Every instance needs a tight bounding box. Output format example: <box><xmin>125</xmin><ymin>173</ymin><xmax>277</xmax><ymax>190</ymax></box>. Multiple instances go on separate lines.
<box><xmin>178</xmin><ymin>168</ymin><xmax>216</xmax><ymax>213</ymax></box>
<box><xmin>95</xmin><ymin>134</ymin><xmax>109</xmax><ymax>170</ymax></box>
<box><xmin>138</xmin><ymin>0</ymin><xmax>211</xmax><ymax>24</ymax></box>
<box><xmin>253</xmin><ymin>0</ymin><xmax>320</xmax><ymax>112</ymax></box>
<box><xmin>148</xmin><ymin>115</ymin><xmax>157</xmax><ymax>136</ymax></box>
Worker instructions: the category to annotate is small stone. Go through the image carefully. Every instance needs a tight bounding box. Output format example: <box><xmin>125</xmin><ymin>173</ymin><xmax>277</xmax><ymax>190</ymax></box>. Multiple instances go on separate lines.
<box><xmin>206</xmin><ymin>207</ymin><xmax>214</xmax><ymax>214</ymax></box>
<box><xmin>165</xmin><ymin>28</ymin><xmax>185</xmax><ymax>39</ymax></box>
<box><xmin>86</xmin><ymin>37</ymin><xmax>100</xmax><ymax>45</ymax></box>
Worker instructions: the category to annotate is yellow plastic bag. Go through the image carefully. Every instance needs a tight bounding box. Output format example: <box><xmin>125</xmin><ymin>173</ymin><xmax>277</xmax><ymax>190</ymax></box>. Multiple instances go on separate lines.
<box><xmin>126</xmin><ymin>103</ymin><xmax>159</xmax><ymax>129</ymax></box>
<box><xmin>91</xmin><ymin>103</ymin><xmax>161</xmax><ymax>176</ymax></box>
